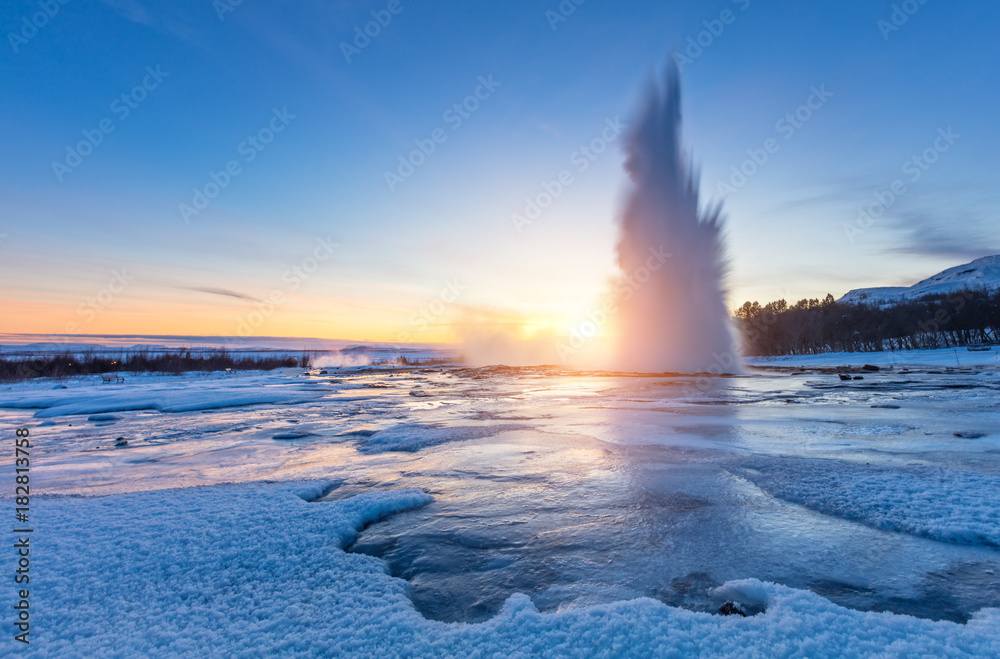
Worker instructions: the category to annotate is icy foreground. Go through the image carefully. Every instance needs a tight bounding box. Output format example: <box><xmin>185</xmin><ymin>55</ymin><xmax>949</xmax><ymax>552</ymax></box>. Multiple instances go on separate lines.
<box><xmin>13</xmin><ymin>481</ymin><xmax>999</xmax><ymax>657</ymax></box>
<box><xmin>2</xmin><ymin>357</ymin><xmax>999</xmax><ymax>656</ymax></box>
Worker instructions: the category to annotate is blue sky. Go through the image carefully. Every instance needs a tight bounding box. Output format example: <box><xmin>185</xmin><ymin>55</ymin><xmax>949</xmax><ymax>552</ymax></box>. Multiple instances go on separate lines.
<box><xmin>2</xmin><ymin>0</ymin><xmax>998</xmax><ymax>341</ymax></box>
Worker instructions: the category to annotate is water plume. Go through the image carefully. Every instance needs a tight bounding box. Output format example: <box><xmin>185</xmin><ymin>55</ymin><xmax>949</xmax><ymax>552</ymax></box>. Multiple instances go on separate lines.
<box><xmin>614</xmin><ymin>61</ymin><xmax>736</xmax><ymax>373</ymax></box>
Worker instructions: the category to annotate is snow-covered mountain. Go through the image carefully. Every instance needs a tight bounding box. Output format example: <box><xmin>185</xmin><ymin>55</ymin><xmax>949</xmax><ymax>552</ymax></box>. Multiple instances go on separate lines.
<box><xmin>839</xmin><ymin>254</ymin><xmax>1000</xmax><ymax>306</ymax></box>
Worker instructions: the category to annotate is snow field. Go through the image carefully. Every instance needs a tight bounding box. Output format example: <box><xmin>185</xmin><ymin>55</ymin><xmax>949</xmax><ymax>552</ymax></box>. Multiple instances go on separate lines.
<box><xmin>9</xmin><ymin>481</ymin><xmax>998</xmax><ymax>657</ymax></box>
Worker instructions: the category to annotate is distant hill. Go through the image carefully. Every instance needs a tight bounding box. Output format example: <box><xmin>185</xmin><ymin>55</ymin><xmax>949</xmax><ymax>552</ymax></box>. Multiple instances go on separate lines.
<box><xmin>839</xmin><ymin>254</ymin><xmax>1000</xmax><ymax>306</ymax></box>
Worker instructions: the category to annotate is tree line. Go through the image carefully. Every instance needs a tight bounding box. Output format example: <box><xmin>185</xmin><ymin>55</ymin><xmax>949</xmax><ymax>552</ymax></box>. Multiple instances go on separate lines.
<box><xmin>0</xmin><ymin>349</ymin><xmax>310</xmax><ymax>382</ymax></box>
<box><xmin>735</xmin><ymin>289</ymin><xmax>1000</xmax><ymax>356</ymax></box>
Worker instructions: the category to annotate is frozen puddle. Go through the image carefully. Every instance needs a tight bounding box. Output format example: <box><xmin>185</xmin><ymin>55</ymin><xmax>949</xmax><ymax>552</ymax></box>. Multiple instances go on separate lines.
<box><xmin>339</xmin><ymin>430</ymin><xmax>1000</xmax><ymax>624</ymax></box>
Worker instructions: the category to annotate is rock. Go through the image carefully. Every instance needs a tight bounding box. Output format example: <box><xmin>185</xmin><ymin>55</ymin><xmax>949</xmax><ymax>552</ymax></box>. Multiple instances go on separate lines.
<box><xmin>319</xmin><ymin>370</ymin><xmax>328</xmax><ymax>375</ymax></box>
<box><xmin>954</xmin><ymin>432</ymin><xmax>986</xmax><ymax>439</ymax></box>
<box><xmin>853</xmin><ymin>376</ymin><xmax>864</xmax><ymax>380</ymax></box>
<box><xmin>838</xmin><ymin>374</ymin><xmax>852</xmax><ymax>381</ymax></box>
<box><xmin>871</xmin><ymin>404</ymin><xmax>901</xmax><ymax>409</ymax></box>
<box><xmin>114</xmin><ymin>437</ymin><xmax>128</xmax><ymax>446</ymax></box>
<box><xmin>718</xmin><ymin>600</ymin><xmax>747</xmax><ymax>617</ymax></box>
<box><xmin>862</xmin><ymin>364</ymin><xmax>880</xmax><ymax>371</ymax></box>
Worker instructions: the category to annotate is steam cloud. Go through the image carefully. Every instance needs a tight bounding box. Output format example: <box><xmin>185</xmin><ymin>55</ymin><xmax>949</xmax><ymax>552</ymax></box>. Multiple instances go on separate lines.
<box><xmin>614</xmin><ymin>62</ymin><xmax>735</xmax><ymax>373</ymax></box>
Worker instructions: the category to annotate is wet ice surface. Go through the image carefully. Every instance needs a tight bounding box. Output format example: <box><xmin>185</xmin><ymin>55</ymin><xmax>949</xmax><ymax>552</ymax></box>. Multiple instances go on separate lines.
<box><xmin>3</xmin><ymin>363</ymin><xmax>999</xmax><ymax>624</ymax></box>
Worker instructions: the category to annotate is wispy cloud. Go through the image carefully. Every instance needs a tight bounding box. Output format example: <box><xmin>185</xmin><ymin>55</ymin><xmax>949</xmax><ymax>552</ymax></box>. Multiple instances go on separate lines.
<box><xmin>100</xmin><ymin>0</ymin><xmax>153</xmax><ymax>26</ymax></box>
<box><xmin>885</xmin><ymin>209</ymin><xmax>1000</xmax><ymax>260</ymax></box>
<box><xmin>99</xmin><ymin>0</ymin><xmax>206</xmax><ymax>47</ymax></box>
<box><xmin>183</xmin><ymin>287</ymin><xmax>259</xmax><ymax>302</ymax></box>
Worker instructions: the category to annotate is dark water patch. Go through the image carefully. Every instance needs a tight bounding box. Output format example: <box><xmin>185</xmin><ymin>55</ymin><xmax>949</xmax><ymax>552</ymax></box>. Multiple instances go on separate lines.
<box><xmin>871</xmin><ymin>562</ymin><xmax>1000</xmax><ymax>623</ymax></box>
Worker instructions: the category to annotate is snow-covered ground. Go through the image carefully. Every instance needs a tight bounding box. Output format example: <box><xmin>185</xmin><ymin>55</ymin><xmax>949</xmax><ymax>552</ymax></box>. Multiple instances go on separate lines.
<box><xmin>750</xmin><ymin>346</ymin><xmax>999</xmax><ymax>368</ymax></box>
<box><xmin>22</xmin><ymin>482</ymin><xmax>1000</xmax><ymax>657</ymax></box>
<box><xmin>2</xmin><ymin>357</ymin><xmax>999</xmax><ymax>656</ymax></box>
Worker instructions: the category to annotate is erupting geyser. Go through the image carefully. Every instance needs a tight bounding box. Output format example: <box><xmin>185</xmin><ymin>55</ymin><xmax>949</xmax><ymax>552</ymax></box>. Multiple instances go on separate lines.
<box><xmin>614</xmin><ymin>61</ymin><xmax>736</xmax><ymax>373</ymax></box>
